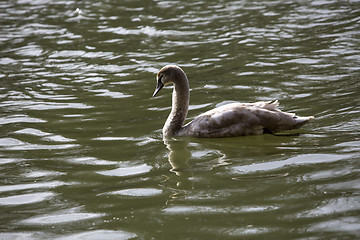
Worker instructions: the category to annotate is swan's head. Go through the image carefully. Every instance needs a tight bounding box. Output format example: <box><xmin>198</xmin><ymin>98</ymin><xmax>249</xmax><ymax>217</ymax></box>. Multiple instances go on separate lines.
<box><xmin>153</xmin><ymin>65</ymin><xmax>186</xmax><ymax>97</ymax></box>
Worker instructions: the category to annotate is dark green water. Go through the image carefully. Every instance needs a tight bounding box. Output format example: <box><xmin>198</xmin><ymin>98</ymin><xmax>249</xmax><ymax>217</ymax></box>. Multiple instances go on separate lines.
<box><xmin>1</xmin><ymin>0</ymin><xmax>359</xmax><ymax>239</ymax></box>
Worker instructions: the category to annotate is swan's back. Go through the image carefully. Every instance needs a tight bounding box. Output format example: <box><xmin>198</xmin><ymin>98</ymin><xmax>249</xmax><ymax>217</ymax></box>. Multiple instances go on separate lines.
<box><xmin>177</xmin><ymin>101</ymin><xmax>313</xmax><ymax>138</ymax></box>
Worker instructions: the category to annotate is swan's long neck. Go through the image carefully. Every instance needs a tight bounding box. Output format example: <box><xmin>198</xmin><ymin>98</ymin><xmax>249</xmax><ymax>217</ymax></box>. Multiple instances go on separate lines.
<box><xmin>163</xmin><ymin>77</ymin><xmax>190</xmax><ymax>137</ymax></box>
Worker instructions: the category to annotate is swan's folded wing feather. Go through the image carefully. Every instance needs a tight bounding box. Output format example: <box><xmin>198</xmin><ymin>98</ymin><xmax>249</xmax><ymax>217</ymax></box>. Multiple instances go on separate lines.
<box><xmin>178</xmin><ymin>102</ymin><xmax>313</xmax><ymax>137</ymax></box>
<box><xmin>179</xmin><ymin>104</ymin><xmax>264</xmax><ymax>137</ymax></box>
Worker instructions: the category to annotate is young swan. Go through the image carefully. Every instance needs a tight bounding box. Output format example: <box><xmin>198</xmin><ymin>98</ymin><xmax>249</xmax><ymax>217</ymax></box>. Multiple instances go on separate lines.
<box><xmin>153</xmin><ymin>65</ymin><xmax>314</xmax><ymax>138</ymax></box>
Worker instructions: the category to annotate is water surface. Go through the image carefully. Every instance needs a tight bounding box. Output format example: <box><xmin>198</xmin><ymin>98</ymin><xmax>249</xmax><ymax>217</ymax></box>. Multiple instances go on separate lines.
<box><xmin>1</xmin><ymin>0</ymin><xmax>359</xmax><ymax>239</ymax></box>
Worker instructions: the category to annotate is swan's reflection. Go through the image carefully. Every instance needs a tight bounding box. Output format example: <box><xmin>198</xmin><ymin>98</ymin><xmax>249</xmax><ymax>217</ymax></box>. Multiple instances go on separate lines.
<box><xmin>163</xmin><ymin>138</ymin><xmax>230</xmax><ymax>177</ymax></box>
<box><xmin>163</xmin><ymin>139</ymin><xmax>191</xmax><ymax>176</ymax></box>
<box><xmin>163</xmin><ymin>138</ymin><xmax>230</xmax><ymax>202</ymax></box>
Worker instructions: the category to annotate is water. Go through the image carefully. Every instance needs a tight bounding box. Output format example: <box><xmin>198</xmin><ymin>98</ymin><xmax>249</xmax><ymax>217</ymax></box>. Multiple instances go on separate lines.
<box><xmin>1</xmin><ymin>0</ymin><xmax>359</xmax><ymax>239</ymax></box>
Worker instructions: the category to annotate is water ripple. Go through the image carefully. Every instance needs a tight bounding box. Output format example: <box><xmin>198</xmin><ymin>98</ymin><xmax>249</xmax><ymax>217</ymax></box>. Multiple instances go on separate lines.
<box><xmin>20</xmin><ymin>208</ymin><xmax>105</xmax><ymax>225</ymax></box>
<box><xmin>230</xmin><ymin>154</ymin><xmax>352</xmax><ymax>174</ymax></box>
<box><xmin>0</xmin><ymin>181</ymin><xmax>70</xmax><ymax>192</ymax></box>
<box><xmin>99</xmin><ymin>25</ymin><xmax>202</xmax><ymax>37</ymax></box>
<box><xmin>0</xmin><ymin>192</ymin><xmax>55</xmax><ymax>206</ymax></box>
<box><xmin>0</xmin><ymin>115</ymin><xmax>46</xmax><ymax>125</ymax></box>
<box><xmin>163</xmin><ymin>205</ymin><xmax>279</xmax><ymax>215</ymax></box>
<box><xmin>97</xmin><ymin>164</ymin><xmax>152</xmax><ymax>177</ymax></box>
<box><xmin>0</xmin><ymin>137</ymin><xmax>78</xmax><ymax>151</ymax></box>
<box><xmin>103</xmin><ymin>188</ymin><xmax>163</xmax><ymax>198</ymax></box>
<box><xmin>308</xmin><ymin>217</ymin><xmax>360</xmax><ymax>236</ymax></box>
<box><xmin>55</xmin><ymin>230</ymin><xmax>137</xmax><ymax>240</ymax></box>
<box><xmin>1</xmin><ymin>0</ymin><xmax>359</xmax><ymax>238</ymax></box>
<box><xmin>299</xmin><ymin>196</ymin><xmax>360</xmax><ymax>218</ymax></box>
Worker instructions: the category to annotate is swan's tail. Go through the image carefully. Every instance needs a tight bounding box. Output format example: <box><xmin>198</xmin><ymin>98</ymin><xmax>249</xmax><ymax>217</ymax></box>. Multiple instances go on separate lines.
<box><xmin>266</xmin><ymin>100</ymin><xmax>314</xmax><ymax>128</ymax></box>
<box><xmin>293</xmin><ymin>115</ymin><xmax>314</xmax><ymax>128</ymax></box>
<box><xmin>260</xmin><ymin>100</ymin><xmax>314</xmax><ymax>133</ymax></box>
<box><xmin>255</xmin><ymin>100</ymin><xmax>279</xmax><ymax>110</ymax></box>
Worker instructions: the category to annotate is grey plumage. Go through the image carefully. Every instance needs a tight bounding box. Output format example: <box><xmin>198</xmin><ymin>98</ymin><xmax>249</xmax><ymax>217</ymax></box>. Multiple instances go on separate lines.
<box><xmin>153</xmin><ymin>65</ymin><xmax>314</xmax><ymax>138</ymax></box>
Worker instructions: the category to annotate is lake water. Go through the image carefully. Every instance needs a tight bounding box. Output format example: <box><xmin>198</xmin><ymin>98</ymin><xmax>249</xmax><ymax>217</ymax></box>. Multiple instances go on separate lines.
<box><xmin>1</xmin><ymin>0</ymin><xmax>359</xmax><ymax>239</ymax></box>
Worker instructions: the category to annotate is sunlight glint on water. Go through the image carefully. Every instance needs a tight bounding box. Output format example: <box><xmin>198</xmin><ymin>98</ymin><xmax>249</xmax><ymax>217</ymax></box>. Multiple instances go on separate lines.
<box><xmin>0</xmin><ymin>0</ymin><xmax>359</xmax><ymax>239</ymax></box>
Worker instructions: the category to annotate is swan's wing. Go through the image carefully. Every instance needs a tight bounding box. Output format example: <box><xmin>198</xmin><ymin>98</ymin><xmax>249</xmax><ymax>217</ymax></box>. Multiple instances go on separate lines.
<box><xmin>179</xmin><ymin>103</ymin><xmax>264</xmax><ymax>137</ymax></box>
<box><xmin>178</xmin><ymin>101</ymin><xmax>313</xmax><ymax>137</ymax></box>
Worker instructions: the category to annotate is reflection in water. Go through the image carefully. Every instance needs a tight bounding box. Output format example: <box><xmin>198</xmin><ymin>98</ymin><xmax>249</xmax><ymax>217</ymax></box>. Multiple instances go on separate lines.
<box><xmin>164</xmin><ymin>139</ymin><xmax>191</xmax><ymax>175</ymax></box>
<box><xmin>1</xmin><ymin>0</ymin><xmax>359</xmax><ymax>238</ymax></box>
<box><xmin>164</xmin><ymin>138</ymin><xmax>231</xmax><ymax>176</ymax></box>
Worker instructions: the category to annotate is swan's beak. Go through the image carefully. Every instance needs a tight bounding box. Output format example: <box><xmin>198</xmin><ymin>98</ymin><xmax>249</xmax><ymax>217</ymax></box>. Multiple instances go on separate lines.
<box><xmin>153</xmin><ymin>80</ymin><xmax>164</xmax><ymax>97</ymax></box>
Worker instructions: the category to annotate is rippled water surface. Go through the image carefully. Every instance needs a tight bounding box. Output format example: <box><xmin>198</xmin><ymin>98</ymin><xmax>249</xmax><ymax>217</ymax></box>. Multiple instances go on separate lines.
<box><xmin>1</xmin><ymin>0</ymin><xmax>360</xmax><ymax>239</ymax></box>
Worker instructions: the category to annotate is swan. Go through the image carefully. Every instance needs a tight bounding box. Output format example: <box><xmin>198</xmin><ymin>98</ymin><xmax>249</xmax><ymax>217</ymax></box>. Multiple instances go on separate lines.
<box><xmin>153</xmin><ymin>65</ymin><xmax>314</xmax><ymax>138</ymax></box>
